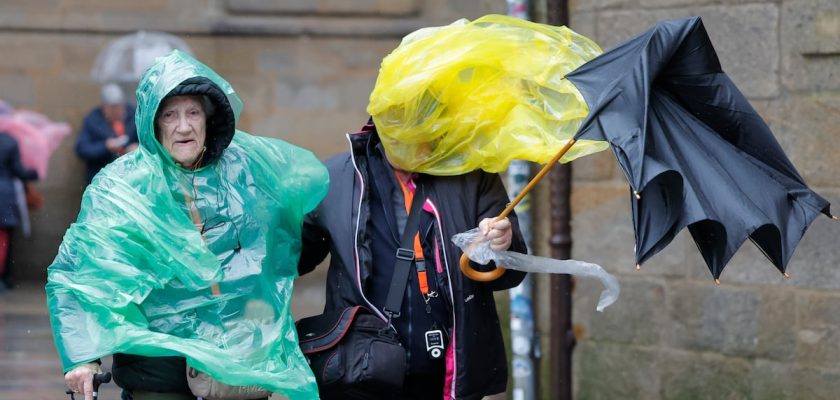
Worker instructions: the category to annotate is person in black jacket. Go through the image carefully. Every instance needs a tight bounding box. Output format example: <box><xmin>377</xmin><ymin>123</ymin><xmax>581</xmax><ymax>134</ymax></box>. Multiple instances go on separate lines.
<box><xmin>299</xmin><ymin>120</ymin><xmax>527</xmax><ymax>400</ymax></box>
<box><xmin>0</xmin><ymin>132</ymin><xmax>37</xmax><ymax>290</ymax></box>
<box><xmin>75</xmin><ymin>83</ymin><xmax>138</xmax><ymax>184</ymax></box>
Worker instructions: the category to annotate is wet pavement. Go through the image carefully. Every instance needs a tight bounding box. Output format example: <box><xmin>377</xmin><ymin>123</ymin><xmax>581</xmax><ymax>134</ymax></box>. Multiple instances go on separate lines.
<box><xmin>0</xmin><ymin>282</ymin><xmax>113</xmax><ymax>400</ymax></box>
<box><xmin>0</xmin><ymin>270</ymin><xmax>327</xmax><ymax>400</ymax></box>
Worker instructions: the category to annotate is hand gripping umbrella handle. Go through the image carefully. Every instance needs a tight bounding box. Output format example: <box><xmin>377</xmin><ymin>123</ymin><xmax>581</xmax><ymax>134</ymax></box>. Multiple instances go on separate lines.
<box><xmin>460</xmin><ymin>253</ymin><xmax>507</xmax><ymax>281</ymax></box>
<box><xmin>460</xmin><ymin>139</ymin><xmax>577</xmax><ymax>282</ymax></box>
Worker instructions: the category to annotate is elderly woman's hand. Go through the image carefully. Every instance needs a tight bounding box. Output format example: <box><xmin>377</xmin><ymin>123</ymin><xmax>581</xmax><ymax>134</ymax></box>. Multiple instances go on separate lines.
<box><xmin>479</xmin><ymin>217</ymin><xmax>513</xmax><ymax>251</ymax></box>
<box><xmin>64</xmin><ymin>362</ymin><xmax>101</xmax><ymax>400</ymax></box>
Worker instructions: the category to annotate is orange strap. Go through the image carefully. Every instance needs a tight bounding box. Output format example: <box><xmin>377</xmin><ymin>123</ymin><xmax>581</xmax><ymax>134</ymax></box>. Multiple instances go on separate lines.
<box><xmin>112</xmin><ymin>120</ymin><xmax>125</xmax><ymax>137</ymax></box>
<box><xmin>394</xmin><ymin>170</ymin><xmax>429</xmax><ymax>296</ymax></box>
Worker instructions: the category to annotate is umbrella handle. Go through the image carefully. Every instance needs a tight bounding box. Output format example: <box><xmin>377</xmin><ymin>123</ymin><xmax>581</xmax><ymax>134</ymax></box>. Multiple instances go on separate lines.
<box><xmin>459</xmin><ymin>139</ymin><xmax>577</xmax><ymax>282</ymax></box>
<box><xmin>460</xmin><ymin>253</ymin><xmax>507</xmax><ymax>281</ymax></box>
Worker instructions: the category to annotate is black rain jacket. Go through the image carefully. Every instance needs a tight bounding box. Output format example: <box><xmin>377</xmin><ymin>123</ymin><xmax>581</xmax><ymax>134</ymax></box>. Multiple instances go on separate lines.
<box><xmin>299</xmin><ymin>123</ymin><xmax>527</xmax><ymax>400</ymax></box>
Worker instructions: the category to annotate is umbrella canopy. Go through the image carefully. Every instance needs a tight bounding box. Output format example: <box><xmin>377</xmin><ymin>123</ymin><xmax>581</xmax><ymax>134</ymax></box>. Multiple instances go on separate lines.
<box><xmin>567</xmin><ymin>16</ymin><xmax>832</xmax><ymax>279</ymax></box>
<box><xmin>0</xmin><ymin>101</ymin><xmax>71</xmax><ymax>179</ymax></box>
<box><xmin>91</xmin><ymin>31</ymin><xmax>193</xmax><ymax>83</ymax></box>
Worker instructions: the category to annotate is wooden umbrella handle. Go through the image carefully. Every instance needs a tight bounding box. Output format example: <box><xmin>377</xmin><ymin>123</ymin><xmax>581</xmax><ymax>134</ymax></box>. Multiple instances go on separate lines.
<box><xmin>460</xmin><ymin>253</ymin><xmax>507</xmax><ymax>281</ymax></box>
<box><xmin>459</xmin><ymin>139</ymin><xmax>577</xmax><ymax>282</ymax></box>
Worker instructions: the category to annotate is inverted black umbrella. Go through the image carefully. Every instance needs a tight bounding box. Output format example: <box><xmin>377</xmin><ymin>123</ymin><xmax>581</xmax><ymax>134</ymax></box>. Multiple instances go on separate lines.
<box><xmin>460</xmin><ymin>16</ymin><xmax>834</xmax><ymax>282</ymax></box>
<box><xmin>565</xmin><ymin>16</ymin><xmax>833</xmax><ymax>280</ymax></box>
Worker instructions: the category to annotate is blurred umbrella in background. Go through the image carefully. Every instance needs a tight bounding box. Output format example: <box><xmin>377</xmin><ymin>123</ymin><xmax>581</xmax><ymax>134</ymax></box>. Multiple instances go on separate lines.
<box><xmin>91</xmin><ymin>31</ymin><xmax>193</xmax><ymax>83</ymax></box>
<box><xmin>0</xmin><ymin>101</ymin><xmax>70</xmax><ymax>236</ymax></box>
<box><xmin>0</xmin><ymin>100</ymin><xmax>71</xmax><ymax>180</ymax></box>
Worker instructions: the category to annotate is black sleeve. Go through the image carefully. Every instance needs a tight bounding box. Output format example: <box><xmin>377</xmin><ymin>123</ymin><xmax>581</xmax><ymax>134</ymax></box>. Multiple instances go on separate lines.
<box><xmin>298</xmin><ymin>211</ymin><xmax>331</xmax><ymax>276</ymax></box>
<box><xmin>474</xmin><ymin>171</ymin><xmax>527</xmax><ymax>291</ymax></box>
<box><xmin>75</xmin><ymin>112</ymin><xmax>112</xmax><ymax>163</ymax></box>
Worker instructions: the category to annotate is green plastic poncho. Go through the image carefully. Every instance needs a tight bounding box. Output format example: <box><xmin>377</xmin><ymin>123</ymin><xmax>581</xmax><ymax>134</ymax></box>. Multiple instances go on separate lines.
<box><xmin>46</xmin><ymin>51</ymin><xmax>326</xmax><ymax>399</ymax></box>
<box><xmin>368</xmin><ymin>14</ymin><xmax>608</xmax><ymax>175</ymax></box>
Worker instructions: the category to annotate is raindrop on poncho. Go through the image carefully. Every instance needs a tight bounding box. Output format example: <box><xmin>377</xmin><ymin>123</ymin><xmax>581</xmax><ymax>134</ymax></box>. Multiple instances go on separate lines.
<box><xmin>367</xmin><ymin>14</ymin><xmax>609</xmax><ymax>175</ymax></box>
<box><xmin>46</xmin><ymin>51</ymin><xmax>326</xmax><ymax>399</ymax></box>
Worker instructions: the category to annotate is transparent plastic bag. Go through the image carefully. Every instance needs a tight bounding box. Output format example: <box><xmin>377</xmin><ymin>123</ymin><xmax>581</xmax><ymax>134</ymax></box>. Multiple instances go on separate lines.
<box><xmin>368</xmin><ymin>14</ymin><xmax>609</xmax><ymax>175</ymax></box>
<box><xmin>453</xmin><ymin>228</ymin><xmax>619</xmax><ymax>312</ymax></box>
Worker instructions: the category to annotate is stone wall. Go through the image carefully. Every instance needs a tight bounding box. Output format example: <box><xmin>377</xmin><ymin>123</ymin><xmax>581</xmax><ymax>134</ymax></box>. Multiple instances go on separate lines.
<box><xmin>2</xmin><ymin>0</ymin><xmax>505</xmax><ymax>282</ymax></box>
<box><xmin>562</xmin><ymin>0</ymin><xmax>840</xmax><ymax>398</ymax></box>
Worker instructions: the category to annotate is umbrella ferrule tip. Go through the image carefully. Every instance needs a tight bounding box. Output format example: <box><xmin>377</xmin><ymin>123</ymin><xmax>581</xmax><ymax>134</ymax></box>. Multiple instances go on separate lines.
<box><xmin>832</xmin><ymin>215</ymin><xmax>838</xmax><ymax>221</ymax></box>
<box><xmin>714</xmin><ymin>279</ymin><xmax>721</xmax><ymax>285</ymax></box>
<box><xmin>783</xmin><ymin>272</ymin><xmax>791</xmax><ymax>279</ymax></box>
<box><xmin>634</xmin><ymin>191</ymin><xmax>641</xmax><ymax>200</ymax></box>
<box><xmin>635</xmin><ymin>264</ymin><xmax>641</xmax><ymax>271</ymax></box>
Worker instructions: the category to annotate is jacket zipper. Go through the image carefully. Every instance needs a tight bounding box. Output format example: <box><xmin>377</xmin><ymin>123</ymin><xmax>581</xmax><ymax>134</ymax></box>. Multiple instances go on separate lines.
<box><xmin>425</xmin><ymin>199</ymin><xmax>458</xmax><ymax>399</ymax></box>
<box><xmin>348</xmin><ymin>134</ymin><xmax>458</xmax><ymax>397</ymax></box>
<box><xmin>346</xmin><ymin>134</ymin><xmax>387</xmax><ymax>322</ymax></box>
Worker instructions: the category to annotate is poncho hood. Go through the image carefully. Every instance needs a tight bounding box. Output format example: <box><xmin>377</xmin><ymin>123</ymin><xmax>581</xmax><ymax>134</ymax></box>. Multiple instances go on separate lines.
<box><xmin>137</xmin><ymin>54</ymin><xmax>238</xmax><ymax>167</ymax></box>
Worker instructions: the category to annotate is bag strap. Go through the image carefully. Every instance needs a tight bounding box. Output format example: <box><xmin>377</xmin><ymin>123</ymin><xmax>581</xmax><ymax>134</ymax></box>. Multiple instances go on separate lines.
<box><xmin>297</xmin><ymin>306</ymin><xmax>365</xmax><ymax>354</ymax></box>
<box><xmin>383</xmin><ymin>185</ymin><xmax>425</xmax><ymax>321</ymax></box>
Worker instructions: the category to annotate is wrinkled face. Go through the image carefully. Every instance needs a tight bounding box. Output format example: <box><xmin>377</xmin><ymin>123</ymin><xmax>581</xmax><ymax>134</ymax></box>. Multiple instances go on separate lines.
<box><xmin>156</xmin><ymin>95</ymin><xmax>207</xmax><ymax>169</ymax></box>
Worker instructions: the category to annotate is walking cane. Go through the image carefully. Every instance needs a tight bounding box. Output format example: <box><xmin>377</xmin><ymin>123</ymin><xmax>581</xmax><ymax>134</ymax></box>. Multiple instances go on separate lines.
<box><xmin>459</xmin><ymin>139</ymin><xmax>577</xmax><ymax>282</ymax></box>
<box><xmin>65</xmin><ymin>372</ymin><xmax>112</xmax><ymax>400</ymax></box>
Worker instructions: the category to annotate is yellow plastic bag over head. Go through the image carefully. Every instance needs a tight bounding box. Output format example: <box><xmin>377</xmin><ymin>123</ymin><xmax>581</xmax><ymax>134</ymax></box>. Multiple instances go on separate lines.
<box><xmin>368</xmin><ymin>14</ymin><xmax>609</xmax><ymax>175</ymax></box>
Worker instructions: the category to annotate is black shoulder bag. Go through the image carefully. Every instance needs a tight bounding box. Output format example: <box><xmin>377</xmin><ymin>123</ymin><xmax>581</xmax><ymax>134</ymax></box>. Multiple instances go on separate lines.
<box><xmin>296</xmin><ymin>188</ymin><xmax>425</xmax><ymax>399</ymax></box>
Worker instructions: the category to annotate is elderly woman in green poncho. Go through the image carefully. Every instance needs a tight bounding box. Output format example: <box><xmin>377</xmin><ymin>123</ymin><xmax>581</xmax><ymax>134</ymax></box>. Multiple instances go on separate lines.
<box><xmin>48</xmin><ymin>51</ymin><xmax>326</xmax><ymax>400</ymax></box>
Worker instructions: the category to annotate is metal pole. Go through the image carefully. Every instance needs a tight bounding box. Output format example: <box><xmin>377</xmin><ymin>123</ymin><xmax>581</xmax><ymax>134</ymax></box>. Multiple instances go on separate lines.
<box><xmin>549</xmin><ymin>165</ymin><xmax>574</xmax><ymax>400</ymax></box>
<box><xmin>504</xmin><ymin>3</ymin><xmax>538</xmax><ymax>400</ymax></box>
<box><xmin>506</xmin><ymin>161</ymin><xmax>538</xmax><ymax>400</ymax></box>
<box><xmin>545</xmin><ymin>1</ymin><xmax>575</xmax><ymax>400</ymax></box>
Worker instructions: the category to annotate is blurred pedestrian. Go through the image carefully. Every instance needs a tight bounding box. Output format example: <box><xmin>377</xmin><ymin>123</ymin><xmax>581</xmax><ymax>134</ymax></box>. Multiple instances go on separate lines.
<box><xmin>75</xmin><ymin>82</ymin><xmax>138</xmax><ymax>184</ymax></box>
<box><xmin>0</xmin><ymin>131</ymin><xmax>38</xmax><ymax>290</ymax></box>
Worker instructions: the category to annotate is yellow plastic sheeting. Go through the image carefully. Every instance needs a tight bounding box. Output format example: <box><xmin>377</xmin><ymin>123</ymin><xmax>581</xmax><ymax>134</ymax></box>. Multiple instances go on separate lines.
<box><xmin>368</xmin><ymin>14</ymin><xmax>609</xmax><ymax>175</ymax></box>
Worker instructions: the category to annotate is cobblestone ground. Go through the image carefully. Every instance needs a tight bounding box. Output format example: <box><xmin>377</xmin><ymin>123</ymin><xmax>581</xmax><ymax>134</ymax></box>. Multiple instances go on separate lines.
<box><xmin>0</xmin><ymin>269</ymin><xmax>327</xmax><ymax>400</ymax></box>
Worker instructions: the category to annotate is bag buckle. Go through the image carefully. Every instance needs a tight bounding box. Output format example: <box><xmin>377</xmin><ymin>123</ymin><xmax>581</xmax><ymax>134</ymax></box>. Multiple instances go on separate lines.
<box><xmin>384</xmin><ymin>309</ymin><xmax>401</xmax><ymax>334</ymax></box>
<box><xmin>384</xmin><ymin>309</ymin><xmax>401</xmax><ymax>323</ymax></box>
<box><xmin>395</xmin><ymin>247</ymin><xmax>415</xmax><ymax>261</ymax></box>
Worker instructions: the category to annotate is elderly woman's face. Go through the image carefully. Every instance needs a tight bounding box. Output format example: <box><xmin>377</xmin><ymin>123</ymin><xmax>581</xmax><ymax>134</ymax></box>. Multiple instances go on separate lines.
<box><xmin>157</xmin><ymin>95</ymin><xmax>206</xmax><ymax>169</ymax></box>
